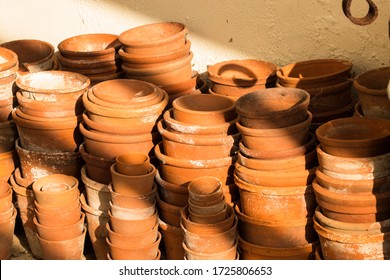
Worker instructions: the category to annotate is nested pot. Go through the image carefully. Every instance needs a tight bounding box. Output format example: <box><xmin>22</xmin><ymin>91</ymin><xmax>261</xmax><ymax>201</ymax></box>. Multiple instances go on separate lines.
<box><xmin>158</xmin><ymin>218</ymin><xmax>185</xmax><ymax>260</ymax></box>
<box><xmin>106</xmin><ymin>222</ymin><xmax>159</xmax><ymax>248</ymax></box>
<box><xmin>109</xmin><ymin>183</ymin><xmax>156</xmax><ymax>209</ymax></box>
<box><xmin>10</xmin><ymin>168</ymin><xmax>34</xmax><ymax>207</ymax></box>
<box><xmin>115</xmin><ymin>153</ymin><xmax>151</xmax><ymax>176</ymax></box>
<box><xmin>235</xmin><ymin>88</ymin><xmax>310</xmax><ymax>129</ymax></box>
<box><xmin>234</xmin><ymin>174</ymin><xmax>316</xmax><ymax>220</ymax></box>
<box><xmin>155</xmin><ymin>168</ymin><xmax>188</xmax><ymax>207</ymax></box>
<box><xmin>183</xmin><ymin>240</ymin><xmax>237</xmax><ymax>260</ymax></box>
<box><xmin>235</xmin><ymin>205</ymin><xmax>318</xmax><ymax>248</ymax></box>
<box><xmin>80</xmin><ymin>165</ymin><xmax>111</xmax><ymax>212</ymax></box>
<box><xmin>188</xmin><ymin>176</ymin><xmax>223</xmax><ymax>203</ymax></box>
<box><xmin>35</xmin><ymin>203</ymin><xmax>81</xmax><ymax>227</ymax></box>
<box><xmin>158</xmin><ymin>120</ymin><xmax>239</xmax><ymax>160</ymax></box>
<box><xmin>188</xmin><ymin>203</ymin><xmax>228</xmax><ymax>224</ymax></box>
<box><xmin>0</xmin><ymin>188</ymin><xmax>13</xmax><ymax>213</ymax></box>
<box><xmin>56</xmin><ymin>52</ymin><xmax>121</xmax><ymax>70</ymax></box>
<box><xmin>311</xmin><ymin>101</ymin><xmax>355</xmax><ymax>125</ymax></box>
<box><xmin>0</xmin><ymin>208</ymin><xmax>17</xmax><ymax>260</ymax></box>
<box><xmin>313</xmin><ymin>215</ymin><xmax>390</xmax><ymax>259</ymax></box>
<box><xmin>0</xmin><ymin>149</ymin><xmax>18</xmax><ymax>183</ymax></box>
<box><xmin>0</xmin><ymin>120</ymin><xmax>17</xmax><ymax>153</ymax></box>
<box><xmin>353</xmin><ymin>66</ymin><xmax>390</xmax><ymax>119</ymax></box>
<box><xmin>0</xmin><ymin>47</ymin><xmax>18</xmax><ymax>72</ymax></box>
<box><xmin>34</xmin><ymin>196</ymin><xmax>80</xmax><ymax>216</ymax></box>
<box><xmin>188</xmin><ymin>197</ymin><xmax>226</xmax><ymax>216</ymax></box>
<box><xmin>172</xmin><ymin>94</ymin><xmax>236</xmax><ymax>126</ymax></box>
<box><xmin>154</xmin><ymin>142</ymin><xmax>236</xmax><ymax>187</ymax></box>
<box><xmin>0</xmin><ymin>96</ymin><xmax>13</xmax><ymax>121</ymax></box>
<box><xmin>156</xmin><ymin>195</ymin><xmax>183</xmax><ymax>226</ymax></box>
<box><xmin>160</xmin><ymin>68</ymin><xmax>197</xmax><ymax>95</ymax></box>
<box><xmin>109</xmin><ymin>200</ymin><xmax>156</xmax><ymax>220</ymax></box>
<box><xmin>313</xmin><ymin>178</ymin><xmax>390</xmax><ymax>223</ymax></box>
<box><xmin>210</xmin><ymin>83</ymin><xmax>271</xmax><ymax>99</ymax></box>
<box><xmin>238</xmin><ymin>236</ymin><xmax>318</xmax><ymax>260</ymax></box>
<box><xmin>108</xmin><ymin>209</ymin><xmax>158</xmax><ymax>235</ymax></box>
<box><xmin>315</xmin><ymin>117</ymin><xmax>390</xmax><ymax>158</ymax></box>
<box><xmin>0</xmin><ymin>205</ymin><xmax>14</xmax><ymax>223</ymax></box>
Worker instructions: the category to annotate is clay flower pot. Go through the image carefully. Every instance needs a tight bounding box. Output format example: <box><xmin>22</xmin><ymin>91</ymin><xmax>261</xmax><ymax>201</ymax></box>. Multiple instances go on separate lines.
<box><xmin>316</xmin><ymin>117</ymin><xmax>390</xmax><ymax>158</ymax></box>
<box><xmin>110</xmin><ymin>163</ymin><xmax>156</xmax><ymax>195</ymax></box>
<box><xmin>107</xmin><ymin>232</ymin><xmax>161</xmax><ymax>260</ymax></box>
<box><xmin>34</xmin><ymin>196</ymin><xmax>80</xmax><ymax>216</ymax></box>
<box><xmin>0</xmin><ymin>96</ymin><xmax>13</xmax><ymax>121</ymax></box>
<box><xmin>0</xmin><ymin>149</ymin><xmax>18</xmax><ymax>183</ymax></box>
<box><xmin>234</xmin><ymin>174</ymin><xmax>317</xmax><ymax>220</ymax></box>
<box><xmin>1</xmin><ymin>39</ymin><xmax>54</xmax><ymax>73</ymax></box>
<box><xmin>156</xmin><ymin>195</ymin><xmax>183</xmax><ymax>226</ymax></box>
<box><xmin>235</xmin><ymin>88</ymin><xmax>310</xmax><ymax>129</ymax></box>
<box><xmin>172</xmin><ymin>94</ymin><xmax>236</xmax><ymax>126</ymax></box>
<box><xmin>158</xmin><ymin>119</ymin><xmax>240</xmax><ymax>160</ymax></box>
<box><xmin>0</xmin><ymin>120</ymin><xmax>18</xmax><ymax>153</ymax></box>
<box><xmin>188</xmin><ymin>197</ymin><xmax>226</xmax><ymax>216</ymax></box>
<box><xmin>106</xmin><ymin>222</ymin><xmax>158</xmax><ymax>248</ymax></box>
<box><xmin>115</xmin><ymin>153</ymin><xmax>151</xmax><ymax>176</ymax></box>
<box><xmin>353</xmin><ymin>66</ymin><xmax>390</xmax><ymax>119</ymax></box>
<box><xmin>33</xmin><ymin>212</ymin><xmax>85</xmax><ymax>241</ymax></box>
<box><xmin>188</xmin><ymin>204</ymin><xmax>228</xmax><ymax>224</ymax></box>
<box><xmin>80</xmin><ymin>165</ymin><xmax>111</xmax><ymax>212</ymax></box>
<box><xmin>188</xmin><ymin>176</ymin><xmax>223</xmax><ymax>203</ymax></box>
<box><xmin>155</xmin><ymin>168</ymin><xmax>188</xmax><ymax>207</ymax></box>
<box><xmin>0</xmin><ymin>47</ymin><xmax>18</xmax><ymax>72</ymax></box>
<box><xmin>0</xmin><ymin>188</ymin><xmax>13</xmax><ymax>213</ymax></box>
<box><xmin>183</xmin><ymin>240</ymin><xmax>237</xmax><ymax>260</ymax></box>
<box><xmin>0</xmin><ymin>205</ymin><xmax>14</xmax><ymax>223</ymax></box>
<box><xmin>158</xmin><ymin>218</ymin><xmax>184</xmax><ymax>260</ymax></box>
<box><xmin>0</xmin><ymin>208</ymin><xmax>17</xmax><ymax>260</ymax></box>
<box><xmin>109</xmin><ymin>200</ymin><xmax>156</xmax><ymax>220</ymax></box>
<box><xmin>35</xmin><ymin>204</ymin><xmax>81</xmax><ymax>227</ymax></box>
<box><xmin>119</xmin><ymin>22</ymin><xmax>188</xmax><ymax>55</ymax></box>
<box><xmin>37</xmin><ymin>226</ymin><xmax>87</xmax><ymax>260</ymax></box>
<box><xmin>32</xmin><ymin>174</ymin><xmax>80</xmax><ymax>207</ymax></box>
<box><xmin>207</xmin><ymin>59</ymin><xmax>277</xmax><ymax>87</ymax></box>
<box><xmin>160</xmin><ymin>68</ymin><xmax>197</xmax><ymax>95</ymax></box>
<box><xmin>109</xmin><ymin>183</ymin><xmax>156</xmax><ymax>209</ymax></box>
<box><xmin>108</xmin><ymin>209</ymin><xmax>158</xmax><ymax>235</ymax></box>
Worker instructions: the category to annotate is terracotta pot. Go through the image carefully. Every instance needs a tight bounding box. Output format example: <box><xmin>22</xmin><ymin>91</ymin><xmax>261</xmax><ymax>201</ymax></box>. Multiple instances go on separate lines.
<box><xmin>109</xmin><ymin>200</ymin><xmax>156</xmax><ymax>220</ymax></box>
<box><xmin>188</xmin><ymin>176</ymin><xmax>223</xmax><ymax>202</ymax></box>
<box><xmin>207</xmin><ymin>59</ymin><xmax>277</xmax><ymax>87</ymax></box>
<box><xmin>182</xmin><ymin>218</ymin><xmax>237</xmax><ymax>254</ymax></box>
<box><xmin>235</xmin><ymin>88</ymin><xmax>310</xmax><ymax>129</ymax></box>
<box><xmin>32</xmin><ymin>174</ymin><xmax>80</xmax><ymax>207</ymax></box>
<box><xmin>163</xmin><ymin>108</ymin><xmax>237</xmax><ymax>135</ymax></box>
<box><xmin>155</xmin><ymin>168</ymin><xmax>188</xmax><ymax>207</ymax></box>
<box><xmin>354</xmin><ymin>102</ymin><xmax>365</xmax><ymax>117</ymax></box>
<box><xmin>12</xmin><ymin>108</ymin><xmax>83</xmax><ymax>153</ymax></box>
<box><xmin>79</xmin><ymin>122</ymin><xmax>160</xmax><ymax>159</ymax></box>
<box><xmin>107</xmin><ymin>231</ymin><xmax>161</xmax><ymax>260</ymax></box>
<box><xmin>354</xmin><ymin>66</ymin><xmax>390</xmax><ymax>119</ymax></box>
<box><xmin>33</xmin><ymin>212</ymin><xmax>85</xmax><ymax>241</ymax></box>
<box><xmin>108</xmin><ymin>209</ymin><xmax>158</xmax><ymax>235</ymax></box>
<box><xmin>238</xmin><ymin>131</ymin><xmax>316</xmax><ymax>160</ymax></box>
<box><xmin>80</xmin><ymin>193</ymin><xmax>109</xmax><ymax>260</ymax></box>
<box><xmin>114</xmin><ymin>153</ymin><xmax>151</xmax><ymax>176</ymax></box>
<box><xmin>311</xmin><ymin>101</ymin><xmax>355</xmax><ymax>124</ymax></box>
<box><xmin>119</xmin><ymin>22</ymin><xmax>188</xmax><ymax>54</ymax></box>
<box><xmin>79</xmin><ymin>143</ymin><xmax>113</xmax><ymax>185</ymax></box>
<box><xmin>10</xmin><ymin>168</ymin><xmax>34</xmax><ymax>207</ymax></box>
<box><xmin>1</xmin><ymin>39</ymin><xmax>54</xmax><ymax>73</ymax></box>
<box><xmin>315</xmin><ymin>168</ymin><xmax>390</xmax><ymax>194</ymax></box>
<box><xmin>80</xmin><ymin>165</ymin><xmax>111</xmax><ymax>212</ymax></box>
<box><xmin>0</xmin><ymin>181</ymin><xmax>11</xmax><ymax>198</ymax></box>
<box><xmin>0</xmin><ymin>149</ymin><xmax>18</xmax><ymax>183</ymax></box>
<box><xmin>34</xmin><ymin>197</ymin><xmax>80</xmax><ymax>216</ymax></box>
<box><xmin>277</xmin><ymin>59</ymin><xmax>353</xmax><ymax>88</ymax></box>
<box><xmin>0</xmin><ymin>208</ymin><xmax>17</xmax><ymax>259</ymax></box>
<box><xmin>15</xmin><ymin>139</ymin><xmax>83</xmax><ymax>181</ymax></box>
<box><xmin>0</xmin><ymin>120</ymin><xmax>18</xmax><ymax>153</ymax></box>
<box><xmin>236</xmin><ymin>112</ymin><xmax>312</xmax><ymax>152</ymax></box>
<box><xmin>160</xmin><ymin>68</ymin><xmax>197</xmax><ymax>95</ymax></box>
<box><xmin>238</xmin><ymin>236</ymin><xmax>317</xmax><ymax>260</ymax></box>
<box><xmin>58</xmin><ymin>33</ymin><xmax>121</xmax><ymax>59</ymax></box>
<box><xmin>158</xmin><ymin>120</ymin><xmax>239</xmax><ymax>160</ymax></box>
<box><xmin>235</xmin><ymin>174</ymin><xmax>316</xmax><ymax>220</ymax></box>
<box><xmin>157</xmin><ymin>218</ymin><xmax>184</xmax><ymax>260</ymax></box>
<box><xmin>0</xmin><ymin>188</ymin><xmax>12</xmax><ymax>213</ymax></box>
<box><xmin>181</xmin><ymin>204</ymin><xmax>235</xmax><ymax>234</ymax></box>
<box><xmin>188</xmin><ymin>203</ymin><xmax>228</xmax><ymax>224</ymax></box>
<box><xmin>37</xmin><ymin>226</ymin><xmax>87</xmax><ymax>260</ymax></box>
<box><xmin>154</xmin><ymin>142</ymin><xmax>236</xmax><ymax>187</ymax></box>
<box><xmin>210</xmin><ymin>82</ymin><xmax>274</xmax><ymax>99</ymax></box>
<box><xmin>106</xmin><ymin>221</ymin><xmax>158</xmax><ymax>247</ymax></box>
<box><xmin>172</xmin><ymin>94</ymin><xmax>236</xmax><ymax>126</ymax></box>
<box><xmin>35</xmin><ymin>204</ymin><xmax>81</xmax><ymax>227</ymax></box>
<box><xmin>183</xmin><ymin>239</ymin><xmax>237</xmax><ymax>260</ymax></box>
<box><xmin>110</xmin><ymin>163</ymin><xmax>156</xmax><ymax>195</ymax></box>
<box><xmin>235</xmin><ymin>205</ymin><xmax>318</xmax><ymax>247</ymax></box>
<box><xmin>312</xmin><ymin>179</ymin><xmax>390</xmax><ymax>223</ymax></box>
<box><xmin>0</xmin><ymin>47</ymin><xmax>18</xmax><ymax>72</ymax></box>
<box><xmin>0</xmin><ymin>96</ymin><xmax>13</xmax><ymax>121</ymax></box>
<box><xmin>56</xmin><ymin>52</ymin><xmax>121</xmax><ymax>70</ymax></box>
<box><xmin>315</xmin><ymin>117</ymin><xmax>390</xmax><ymax>158</ymax></box>
<box><xmin>166</xmin><ymin>89</ymin><xmax>201</xmax><ymax>107</ymax></box>
<box><xmin>156</xmin><ymin>195</ymin><xmax>183</xmax><ymax>226</ymax></box>
<box><xmin>313</xmin><ymin>215</ymin><xmax>390</xmax><ymax>259</ymax></box>
<box><xmin>189</xmin><ymin>197</ymin><xmax>226</xmax><ymax>216</ymax></box>
<box><xmin>109</xmin><ymin>183</ymin><xmax>156</xmax><ymax>209</ymax></box>
<box><xmin>0</xmin><ymin>205</ymin><xmax>14</xmax><ymax>223</ymax></box>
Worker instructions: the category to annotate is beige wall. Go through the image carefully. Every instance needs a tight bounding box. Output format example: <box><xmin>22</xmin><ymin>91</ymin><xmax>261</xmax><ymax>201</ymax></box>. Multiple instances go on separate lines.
<box><xmin>0</xmin><ymin>0</ymin><xmax>388</xmax><ymax>75</ymax></box>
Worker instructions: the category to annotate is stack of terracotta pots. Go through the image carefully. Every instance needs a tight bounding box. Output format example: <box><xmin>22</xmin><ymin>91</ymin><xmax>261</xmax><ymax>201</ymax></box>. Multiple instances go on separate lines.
<box><xmin>314</xmin><ymin>117</ymin><xmax>390</xmax><ymax>259</ymax></box>
<box><xmin>31</xmin><ymin>174</ymin><xmax>86</xmax><ymax>260</ymax></box>
<box><xmin>353</xmin><ymin>66</ymin><xmax>390</xmax><ymax>119</ymax></box>
<box><xmin>106</xmin><ymin>153</ymin><xmax>160</xmax><ymax>260</ymax></box>
<box><xmin>118</xmin><ymin>22</ymin><xmax>199</xmax><ymax>105</ymax></box>
<box><xmin>207</xmin><ymin>59</ymin><xmax>278</xmax><ymax>101</ymax></box>
<box><xmin>277</xmin><ymin>58</ymin><xmax>354</xmax><ymax>130</ymax></box>
<box><xmin>0</xmin><ymin>182</ymin><xmax>17</xmax><ymax>259</ymax></box>
<box><xmin>1</xmin><ymin>39</ymin><xmax>55</xmax><ymax>75</ymax></box>
<box><xmin>233</xmin><ymin>88</ymin><xmax>319</xmax><ymax>259</ymax></box>
<box><xmin>181</xmin><ymin>176</ymin><xmax>238</xmax><ymax>260</ymax></box>
<box><xmin>57</xmin><ymin>33</ymin><xmax>123</xmax><ymax>85</ymax></box>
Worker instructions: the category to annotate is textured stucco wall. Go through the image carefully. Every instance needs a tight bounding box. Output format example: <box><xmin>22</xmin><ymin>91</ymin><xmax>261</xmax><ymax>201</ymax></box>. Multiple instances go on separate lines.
<box><xmin>0</xmin><ymin>0</ymin><xmax>388</xmax><ymax>75</ymax></box>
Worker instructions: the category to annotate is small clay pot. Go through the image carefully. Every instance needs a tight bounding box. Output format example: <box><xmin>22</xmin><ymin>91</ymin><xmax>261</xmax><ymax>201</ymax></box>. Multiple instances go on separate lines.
<box><xmin>108</xmin><ymin>209</ymin><xmax>158</xmax><ymax>235</ymax></box>
<box><xmin>172</xmin><ymin>94</ymin><xmax>236</xmax><ymax>126</ymax></box>
<box><xmin>0</xmin><ymin>47</ymin><xmax>18</xmax><ymax>72</ymax></box>
<box><xmin>183</xmin><ymin>240</ymin><xmax>238</xmax><ymax>260</ymax></box>
<box><xmin>109</xmin><ymin>183</ymin><xmax>156</xmax><ymax>209</ymax></box>
<box><xmin>35</xmin><ymin>204</ymin><xmax>81</xmax><ymax>227</ymax></box>
<box><xmin>188</xmin><ymin>197</ymin><xmax>226</xmax><ymax>216</ymax></box>
<box><xmin>34</xmin><ymin>197</ymin><xmax>80</xmax><ymax>215</ymax></box>
<box><xmin>0</xmin><ymin>120</ymin><xmax>18</xmax><ymax>153</ymax></box>
<box><xmin>160</xmin><ymin>68</ymin><xmax>197</xmax><ymax>95</ymax></box>
<box><xmin>188</xmin><ymin>176</ymin><xmax>223</xmax><ymax>203</ymax></box>
<box><xmin>188</xmin><ymin>203</ymin><xmax>228</xmax><ymax>224</ymax></box>
<box><xmin>106</xmin><ymin>222</ymin><xmax>159</xmax><ymax>248</ymax></box>
<box><xmin>110</xmin><ymin>163</ymin><xmax>156</xmax><ymax>195</ymax></box>
<box><xmin>107</xmin><ymin>232</ymin><xmax>161</xmax><ymax>260</ymax></box>
<box><xmin>115</xmin><ymin>153</ymin><xmax>151</xmax><ymax>176</ymax></box>
<box><xmin>316</xmin><ymin>117</ymin><xmax>390</xmax><ymax>158</ymax></box>
<box><xmin>210</xmin><ymin>82</ymin><xmax>272</xmax><ymax>98</ymax></box>
<box><xmin>156</xmin><ymin>195</ymin><xmax>183</xmax><ymax>226</ymax></box>
<box><xmin>155</xmin><ymin>168</ymin><xmax>188</xmax><ymax>207</ymax></box>
<box><xmin>158</xmin><ymin>218</ymin><xmax>185</xmax><ymax>260</ymax></box>
<box><xmin>109</xmin><ymin>200</ymin><xmax>156</xmax><ymax>220</ymax></box>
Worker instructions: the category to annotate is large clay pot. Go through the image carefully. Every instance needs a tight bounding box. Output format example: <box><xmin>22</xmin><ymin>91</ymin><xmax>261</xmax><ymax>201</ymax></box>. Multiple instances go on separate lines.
<box><xmin>156</xmin><ymin>195</ymin><xmax>183</xmax><ymax>227</ymax></box>
<box><xmin>109</xmin><ymin>183</ymin><xmax>156</xmax><ymax>210</ymax></box>
<box><xmin>109</xmin><ymin>200</ymin><xmax>156</xmax><ymax>220</ymax></box>
<box><xmin>108</xmin><ymin>209</ymin><xmax>158</xmax><ymax>235</ymax></box>
<box><xmin>158</xmin><ymin>218</ymin><xmax>184</xmax><ymax>260</ymax></box>
<box><xmin>106</xmin><ymin>222</ymin><xmax>158</xmax><ymax>248</ymax></box>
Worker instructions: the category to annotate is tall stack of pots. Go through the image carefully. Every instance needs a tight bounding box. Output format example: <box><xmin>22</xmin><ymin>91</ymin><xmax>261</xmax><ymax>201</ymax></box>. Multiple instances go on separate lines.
<box><xmin>277</xmin><ymin>59</ymin><xmax>354</xmax><ymax>130</ymax></box>
<box><xmin>353</xmin><ymin>66</ymin><xmax>390</xmax><ymax>119</ymax></box>
<box><xmin>154</xmin><ymin>94</ymin><xmax>239</xmax><ymax>259</ymax></box>
<box><xmin>118</xmin><ymin>22</ymin><xmax>199</xmax><ymax>105</ymax></box>
<box><xmin>32</xmin><ymin>174</ymin><xmax>86</xmax><ymax>260</ymax></box>
<box><xmin>181</xmin><ymin>176</ymin><xmax>238</xmax><ymax>260</ymax></box>
<box><xmin>207</xmin><ymin>59</ymin><xmax>278</xmax><ymax>101</ymax></box>
<box><xmin>234</xmin><ymin>88</ymin><xmax>319</xmax><ymax>260</ymax></box>
<box><xmin>0</xmin><ymin>182</ymin><xmax>17</xmax><ymax>259</ymax></box>
<box><xmin>57</xmin><ymin>33</ymin><xmax>123</xmax><ymax>86</ymax></box>
<box><xmin>314</xmin><ymin>117</ymin><xmax>390</xmax><ymax>259</ymax></box>
<box><xmin>106</xmin><ymin>153</ymin><xmax>160</xmax><ymax>260</ymax></box>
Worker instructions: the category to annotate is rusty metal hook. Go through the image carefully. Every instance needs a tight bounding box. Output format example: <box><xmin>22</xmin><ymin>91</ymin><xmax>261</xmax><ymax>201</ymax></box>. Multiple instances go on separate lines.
<box><xmin>342</xmin><ymin>0</ymin><xmax>378</xmax><ymax>25</ymax></box>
